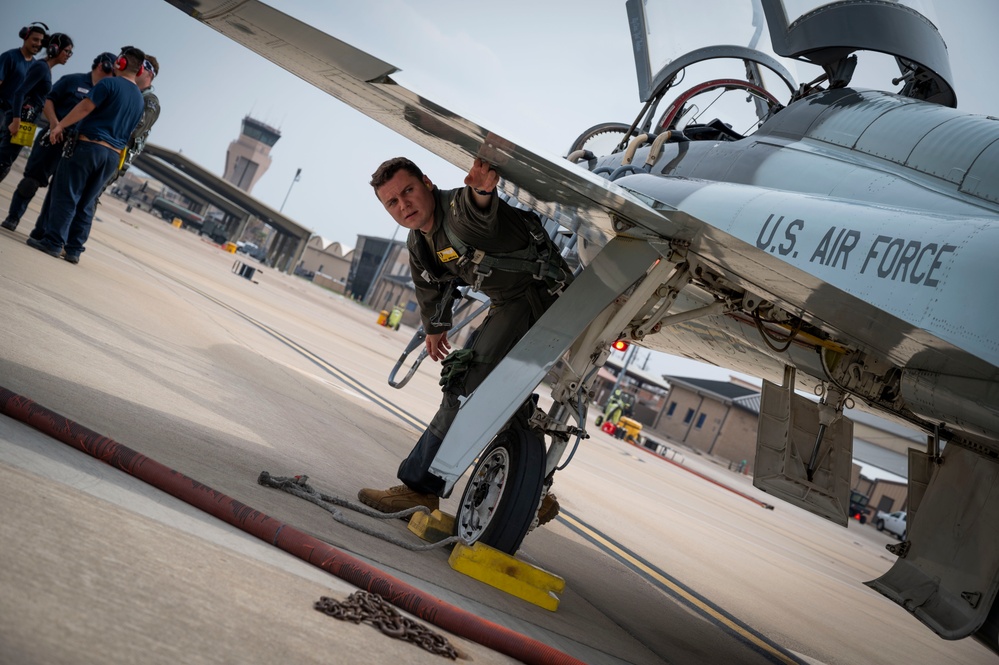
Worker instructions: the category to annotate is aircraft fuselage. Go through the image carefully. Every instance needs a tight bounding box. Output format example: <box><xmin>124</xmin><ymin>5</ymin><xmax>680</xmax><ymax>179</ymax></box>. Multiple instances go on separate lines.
<box><xmin>583</xmin><ymin>87</ymin><xmax>999</xmax><ymax>450</ymax></box>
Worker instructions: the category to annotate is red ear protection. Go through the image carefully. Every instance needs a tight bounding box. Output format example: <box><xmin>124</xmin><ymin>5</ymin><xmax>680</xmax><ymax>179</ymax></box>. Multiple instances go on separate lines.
<box><xmin>115</xmin><ymin>56</ymin><xmax>144</xmax><ymax>76</ymax></box>
<box><xmin>94</xmin><ymin>52</ymin><xmax>115</xmax><ymax>74</ymax></box>
<box><xmin>45</xmin><ymin>33</ymin><xmax>72</xmax><ymax>59</ymax></box>
<box><xmin>115</xmin><ymin>47</ymin><xmax>144</xmax><ymax>76</ymax></box>
<box><xmin>18</xmin><ymin>21</ymin><xmax>49</xmax><ymax>40</ymax></box>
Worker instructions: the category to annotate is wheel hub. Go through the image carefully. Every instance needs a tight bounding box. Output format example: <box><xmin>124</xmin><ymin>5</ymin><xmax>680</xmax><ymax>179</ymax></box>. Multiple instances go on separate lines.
<box><xmin>457</xmin><ymin>447</ymin><xmax>509</xmax><ymax>542</ymax></box>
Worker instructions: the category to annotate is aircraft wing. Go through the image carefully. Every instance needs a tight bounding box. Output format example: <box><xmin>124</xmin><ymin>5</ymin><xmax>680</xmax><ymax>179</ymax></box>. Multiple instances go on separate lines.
<box><xmin>168</xmin><ymin>0</ymin><xmax>999</xmax><ymax>430</ymax></box>
<box><xmin>169</xmin><ymin>2</ymin><xmax>999</xmax><ymax>650</ymax></box>
<box><xmin>165</xmin><ymin>0</ymin><xmax>666</xmax><ymax>248</ymax></box>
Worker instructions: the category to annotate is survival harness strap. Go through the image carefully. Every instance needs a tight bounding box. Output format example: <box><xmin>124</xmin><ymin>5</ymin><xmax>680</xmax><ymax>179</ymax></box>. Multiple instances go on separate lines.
<box><xmin>442</xmin><ymin>208</ymin><xmax>568</xmax><ymax>293</ymax></box>
<box><xmin>427</xmin><ymin>283</ymin><xmax>461</xmax><ymax>331</ymax></box>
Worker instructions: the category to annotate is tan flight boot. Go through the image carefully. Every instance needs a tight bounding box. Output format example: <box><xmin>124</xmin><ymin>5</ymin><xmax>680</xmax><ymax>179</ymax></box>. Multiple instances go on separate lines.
<box><xmin>537</xmin><ymin>492</ymin><xmax>560</xmax><ymax>526</ymax></box>
<box><xmin>358</xmin><ymin>485</ymin><xmax>439</xmax><ymax>513</ymax></box>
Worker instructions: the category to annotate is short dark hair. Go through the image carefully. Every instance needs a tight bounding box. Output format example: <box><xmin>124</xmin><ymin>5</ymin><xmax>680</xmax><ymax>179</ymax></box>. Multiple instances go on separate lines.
<box><xmin>93</xmin><ymin>52</ymin><xmax>116</xmax><ymax>73</ymax></box>
<box><xmin>118</xmin><ymin>45</ymin><xmax>146</xmax><ymax>75</ymax></box>
<box><xmin>46</xmin><ymin>33</ymin><xmax>73</xmax><ymax>59</ymax></box>
<box><xmin>370</xmin><ymin>157</ymin><xmax>423</xmax><ymax>193</ymax></box>
<box><xmin>20</xmin><ymin>23</ymin><xmax>48</xmax><ymax>40</ymax></box>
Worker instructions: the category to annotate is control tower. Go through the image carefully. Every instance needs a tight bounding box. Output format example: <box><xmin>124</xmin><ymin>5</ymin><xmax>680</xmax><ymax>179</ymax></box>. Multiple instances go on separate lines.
<box><xmin>223</xmin><ymin>115</ymin><xmax>281</xmax><ymax>193</ymax></box>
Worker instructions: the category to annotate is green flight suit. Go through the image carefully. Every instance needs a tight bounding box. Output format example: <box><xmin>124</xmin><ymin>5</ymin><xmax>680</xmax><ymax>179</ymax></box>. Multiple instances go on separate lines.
<box><xmin>397</xmin><ymin>186</ymin><xmax>571</xmax><ymax>494</ymax></box>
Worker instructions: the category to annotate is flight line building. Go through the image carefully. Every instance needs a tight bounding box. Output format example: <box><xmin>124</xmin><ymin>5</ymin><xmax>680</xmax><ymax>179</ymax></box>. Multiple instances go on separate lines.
<box><xmin>122</xmin><ymin>115</ymin><xmax>311</xmax><ymax>274</ymax></box>
<box><xmin>595</xmin><ymin>361</ymin><xmax>914</xmax><ymax>520</ymax></box>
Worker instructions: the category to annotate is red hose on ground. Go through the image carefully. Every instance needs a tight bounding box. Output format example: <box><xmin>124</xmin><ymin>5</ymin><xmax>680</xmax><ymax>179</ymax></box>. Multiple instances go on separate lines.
<box><xmin>0</xmin><ymin>387</ymin><xmax>585</xmax><ymax>665</ymax></box>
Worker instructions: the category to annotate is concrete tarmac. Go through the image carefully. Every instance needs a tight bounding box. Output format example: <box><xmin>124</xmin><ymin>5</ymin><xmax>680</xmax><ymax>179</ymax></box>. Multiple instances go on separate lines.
<box><xmin>0</xmin><ymin>162</ymin><xmax>993</xmax><ymax>664</ymax></box>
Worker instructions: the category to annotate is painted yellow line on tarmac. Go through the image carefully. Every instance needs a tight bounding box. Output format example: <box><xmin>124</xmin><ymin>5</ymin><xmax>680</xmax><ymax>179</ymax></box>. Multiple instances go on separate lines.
<box><xmin>559</xmin><ymin>512</ymin><xmax>802</xmax><ymax>665</ymax></box>
<box><xmin>241</xmin><ymin>313</ymin><xmax>426</xmax><ymax>431</ymax></box>
<box><xmin>173</xmin><ymin>276</ymin><xmax>427</xmax><ymax>431</ymax></box>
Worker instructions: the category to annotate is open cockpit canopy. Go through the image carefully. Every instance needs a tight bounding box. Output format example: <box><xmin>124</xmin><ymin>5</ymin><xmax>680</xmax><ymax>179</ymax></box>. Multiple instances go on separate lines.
<box><xmin>627</xmin><ymin>0</ymin><xmax>955</xmax><ymax>111</ymax></box>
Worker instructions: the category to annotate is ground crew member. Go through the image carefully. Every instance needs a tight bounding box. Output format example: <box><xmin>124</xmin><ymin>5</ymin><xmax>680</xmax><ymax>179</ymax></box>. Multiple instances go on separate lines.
<box><xmin>0</xmin><ymin>32</ymin><xmax>73</xmax><ymax>183</ymax></box>
<box><xmin>358</xmin><ymin>157</ymin><xmax>571</xmax><ymax>526</ymax></box>
<box><xmin>25</xmin><ymin>46</ymin><xmax>145</xmax><ymax>263</ymax></box>
<box><xmin>2</xmin><ymin>52</ymin><xmax>115</xmax><ymax>232</ymax></box>
<box><xmin>386</xmin><ymin>304</ymin><xmax>404</xmax><ymax>330</ymax></box>
<box><xmin>0</xmin><ymin>22</ymin><xmax>48</xmax><ymax>143</ymax></box>
<box><xmin>596</xmin><ymin>389</ymin><xmax>628</xmax><ymax>427</ymax></box>
<box><xmin>103</xmin><ymin>54</ymin><xmax>159</xmax><ymax>193</ymax></box>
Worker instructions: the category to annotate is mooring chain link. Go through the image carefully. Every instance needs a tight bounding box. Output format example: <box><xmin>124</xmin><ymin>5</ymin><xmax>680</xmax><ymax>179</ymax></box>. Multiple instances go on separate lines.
<box><xmin>257</xmin><ymin>471</ymin><xmax>464</xmax><ymax>551</ymax></box>
<box><xmin>315</xmin><ymin>591</ymin><xmax>459</xmax><ymax>659</ymax></box>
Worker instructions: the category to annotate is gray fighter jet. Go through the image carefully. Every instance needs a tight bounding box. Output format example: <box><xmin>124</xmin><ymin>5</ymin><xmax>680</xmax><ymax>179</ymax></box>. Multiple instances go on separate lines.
<box><xmin>166</xmin><ymin>0</ymin><xmax>999</xmax><ymax>652</ymax></box>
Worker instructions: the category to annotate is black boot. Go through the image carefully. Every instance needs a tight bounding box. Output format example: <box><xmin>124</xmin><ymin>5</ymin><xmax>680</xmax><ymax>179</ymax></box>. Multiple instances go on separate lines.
<box><xmin>397</xmin><ymin>429</ymin><xmax>448</xmax><ymax>496</ymax></box>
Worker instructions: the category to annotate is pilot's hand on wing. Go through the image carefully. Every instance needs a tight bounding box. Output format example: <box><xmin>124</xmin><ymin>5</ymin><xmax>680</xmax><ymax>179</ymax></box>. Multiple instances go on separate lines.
<box><xmin>464</xmin><ymin>158</ymin><xmax>498</xmax><ymax>194</ymax></box>
<box><xmin>426</xmin><ymin>332</ymin><xmax>451</xmax><ymax>362</ymax></box>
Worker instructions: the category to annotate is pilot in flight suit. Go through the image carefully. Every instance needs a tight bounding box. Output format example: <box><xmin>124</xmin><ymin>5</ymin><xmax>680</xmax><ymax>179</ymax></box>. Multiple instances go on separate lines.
<box><xmin>358</xmin><ymin>156</ymin><xmax>571</xmax><ymax>524</ymax></box>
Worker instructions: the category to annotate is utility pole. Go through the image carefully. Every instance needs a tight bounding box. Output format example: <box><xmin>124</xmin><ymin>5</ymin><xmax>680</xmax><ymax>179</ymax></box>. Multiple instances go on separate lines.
<box><xmin>280</xmin><ymin>168</ymin><xmax>301</xmax><ymax>213</ymax></box>
<box><xmin>364</xmin><ymin>225</ymin><xmax>400</xmax><ymax>306</ymax></box>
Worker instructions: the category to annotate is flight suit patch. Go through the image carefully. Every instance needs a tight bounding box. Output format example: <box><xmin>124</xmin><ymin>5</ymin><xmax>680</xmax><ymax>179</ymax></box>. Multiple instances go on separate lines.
<box><xmin>436</xmin><ymin>247</ymin><xmax>459</xmax><ymax>262</ymax></box>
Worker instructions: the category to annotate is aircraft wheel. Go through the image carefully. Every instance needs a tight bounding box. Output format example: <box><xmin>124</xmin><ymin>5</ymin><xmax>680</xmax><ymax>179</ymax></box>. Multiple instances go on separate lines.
<box><xmin>455</xmin><ymin>427</ymin><xmax>544</xmax><ymax>554</ymax></box>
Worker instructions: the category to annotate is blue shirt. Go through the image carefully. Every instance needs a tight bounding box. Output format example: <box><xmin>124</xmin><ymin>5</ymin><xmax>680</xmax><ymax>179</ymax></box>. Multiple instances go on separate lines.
<box><xmin>0</xmin><ymin>47</ymin><xmax>33</xmax><ymax>107</ymax></box>
<box><xmin>15</xmin><ymin>58</ymin><xmax>52</xmax><ymax>116</ymax></box>
<box><xmin>47</xmin><ymin>71</ymin><xmax>95</xmax><ymax>121</ymax></box>
<box><xmin>77</xmin><ymin>77</ymin><xmax>144</xmax><ymax>150</ymax></box>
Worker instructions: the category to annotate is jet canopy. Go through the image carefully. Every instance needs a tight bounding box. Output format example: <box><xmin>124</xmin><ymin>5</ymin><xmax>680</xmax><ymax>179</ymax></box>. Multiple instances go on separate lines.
<box><xmin>627</xmin><ymin>0</ymin><xmax>955</xmax><ymax>109</ymax></box>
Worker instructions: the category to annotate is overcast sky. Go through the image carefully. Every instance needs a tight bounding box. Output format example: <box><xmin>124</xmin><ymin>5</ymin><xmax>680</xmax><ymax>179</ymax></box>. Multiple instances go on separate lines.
<box><xmin>8</xmin><ymin>0</ymin><xmax>998</xmax><ymax>384</ymax></box>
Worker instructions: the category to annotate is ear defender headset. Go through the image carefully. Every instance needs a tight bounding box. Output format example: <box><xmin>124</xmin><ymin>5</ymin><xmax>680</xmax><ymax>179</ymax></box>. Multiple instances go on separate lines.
<box><xmin>18</xmin><ymin>21</ymin><xmax>49</xmax><ymax>40</ymax></box>
<box><xmin>94</xmin><ymin>52</ymin><xmax>116</xmax><ymax>74</ymax></box>
<box><xmin>46</xmin><ymin>33</ymin><xmax>73</xmax><ymax>59</ymax></box>
<box><xmin>115</xmin><ymin>45</ymin><xmax>146</xmax><ymax>76</ymax></box>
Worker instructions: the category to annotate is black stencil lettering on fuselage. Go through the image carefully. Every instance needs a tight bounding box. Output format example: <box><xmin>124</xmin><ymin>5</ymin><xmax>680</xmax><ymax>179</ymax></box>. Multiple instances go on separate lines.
<box><xmin>756</xmin><ymin>214</ymin><xmax>803</xmax><ymax>259</ymax></box>
<box><xmin>757</xmin><ymin>214</ymin><xmax>956</xmax><ymax>287</ymax></box>
<box><xmin>809</xmin><ymin>226</ymin><xmax>861</xmax><ymax>269</ymax></box>
<box><xmin>859</xmin><ymin>236</ymin><xmax>956</xmax><ymax>287</ymax></box>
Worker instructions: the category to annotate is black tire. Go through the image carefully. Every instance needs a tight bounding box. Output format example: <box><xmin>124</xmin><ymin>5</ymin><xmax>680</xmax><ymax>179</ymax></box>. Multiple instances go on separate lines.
<box><xmin>876</xmin><ymin>519</ymin><xmax>885</xmax><ymax>531</ymax></box>
<box><xmin>455</xmin><ymin>427</ymin><xmax>545</xmax><ymax>554</ymax></box>
<box><xmin>859</xmin><ymin>515</ymin><xmax>867</xmax><ymax>525</ymax></box>
<box><xmin>594</xmin><ymin>415</ymin><xmax>604</xmax><ymax>426</ymax></box>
